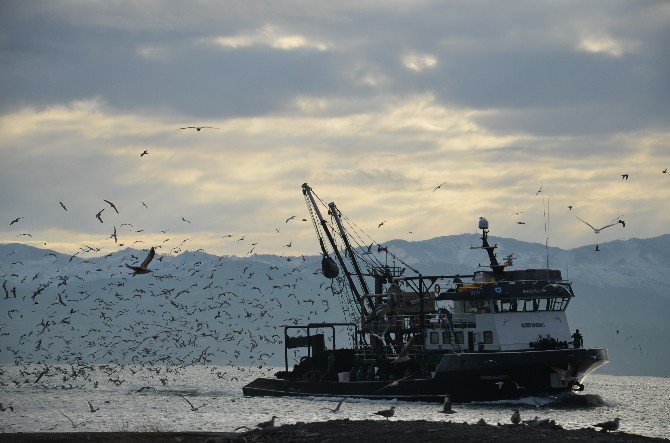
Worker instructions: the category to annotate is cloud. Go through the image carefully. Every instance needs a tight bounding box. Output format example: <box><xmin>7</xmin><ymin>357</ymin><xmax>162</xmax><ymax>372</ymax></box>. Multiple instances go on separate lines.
<box><xmin>576</xmin><ymin>35</ymin><xmax>635</xmax><ymax>58</ymax></box>
<box><xmin>204</xmin><ymin>25</ymin><xmax>329</xmax><ymax>51</ymax></box>
<box><xmin>402</xmin><ymin>52</ymin><xmax>437</xmax><ymax>72</ymax></box>
<box><xmin>1</xmin><ymin>1</ymin><xmax>669</xmax><ymax>256</ymax></box>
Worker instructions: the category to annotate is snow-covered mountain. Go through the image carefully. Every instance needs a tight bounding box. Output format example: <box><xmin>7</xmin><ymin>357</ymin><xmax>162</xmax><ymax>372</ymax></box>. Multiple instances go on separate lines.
<box><xmin>1</xmin><ymin>233</ymin><xmax>668</xmax><ymax>376</ymax></box>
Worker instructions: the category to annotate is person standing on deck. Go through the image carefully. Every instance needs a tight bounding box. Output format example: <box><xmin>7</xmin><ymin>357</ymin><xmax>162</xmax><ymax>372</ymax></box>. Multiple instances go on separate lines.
<box><xmin>571</xmin><ymin>329</ymin><xmax>584</xmax><ymax>348</ymax></box>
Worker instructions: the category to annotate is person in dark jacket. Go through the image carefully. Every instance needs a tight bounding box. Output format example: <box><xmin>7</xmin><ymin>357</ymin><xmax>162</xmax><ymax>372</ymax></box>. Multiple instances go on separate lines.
<box><xmin>571</xmin><ymin>329</ymin><xmax>584</xmax><ymax>348</ymax></box>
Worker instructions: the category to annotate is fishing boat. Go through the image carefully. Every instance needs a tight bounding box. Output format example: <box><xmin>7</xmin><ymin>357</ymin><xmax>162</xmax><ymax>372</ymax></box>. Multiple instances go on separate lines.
<box><xmin>243</xmin><ymin>183</ymin><xmax>609</xmax><ymax>402</ymax></box>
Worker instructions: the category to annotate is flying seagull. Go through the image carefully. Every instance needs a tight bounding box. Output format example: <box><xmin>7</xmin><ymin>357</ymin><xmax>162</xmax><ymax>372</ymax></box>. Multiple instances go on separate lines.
<box><xmin>103</xmin><ymin>199</ymin><xmax>119</xmax><ymax>214</ymax></box>
<box><xmin>535</xmin><ymin>186</ymin><xmax>543</xmax><ymax>195</ymax></box>
<box><xmin>322</xmin><ymin>397</ymin><xmax>347</xmax><ymax>413</ymax></box>
<box><xmin>181</xmin><ymin>217</ymin><xmax>191</xmax><ymax>224</ymax></box>
<box><xmin>59</xmin><ymin>202</ymin><xmax>67</xmax><ymax>211</ymax></box>
<box><xmin>9</xmin><ymin>217</ymin><xmax>22</xmax><ymax>226</ymax></box>
<box><xmin>180</xmin><ymin>395</ymin><xmax>201</xmax><ymax>411</ymax></box>
<box><xmin>110</xmin><ymin>226</ymin><xmax>117</xmax><ymax>244</ymax></box>
<box><xmin>575</xmin><ymin>216</ymin><xmax>622</xmax><ymax>234</ymax></box>
<box><xmin>594</xmin><ymin>417</ymin><xmax>620</xmax><ymax>433</ymax></box>
<box><xmin>621</xmin><ymin>174</ymin><xmax>628</xmax><ymax>180</ymax></box>
<box><xmin>373</xmin><ymin>405</ymin><xmax>395</xmax><ymax>419</ymax></box>
<box><xmin>378</xmin><ymin>220</ymin><xmax>386</xmax><ymax>228</ymax></box>
<box><xmin>285</xmin><ymin>215</ymin><xmax>296</xmax><ymax>223</ymax></box>
<box><xmin>180</xmin><ymin>126</ymin><xmax>218</xmax><ymax>131</ymax></box>
<box><xmin>125</xmin><ymin>247</ymin><xmax>155</xmax><ymax>275</ymax></box>
<box><xmin>140</xmin><ymin>149</ymin><xmax>148</xmax><ymax>157</ymax></box>
<box><xmin>663</xmin><ymin>168</ymin><xmax>667</xmax><ymax>174</ymax></box>
<box><xmin>433</xmin><ymin>181</ymin><xmax>447</xmax><ymax>192</ymax></box>
<box><xmin>60</xmin><ymin>412</ymin><xmax>85</xmax><ymax>428</ymax></box>
<box><xmin>95</xmin><ymin>209</ymin><xmax>104</xmax><ymax>223</ymax></box>
<box><xmin>87</xmin><ymin>401</ymin><xmax>99</xmax><ymax>413</ymax></box>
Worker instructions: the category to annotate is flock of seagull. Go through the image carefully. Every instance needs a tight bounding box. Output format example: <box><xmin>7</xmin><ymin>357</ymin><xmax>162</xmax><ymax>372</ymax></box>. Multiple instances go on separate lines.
<box><xmin>1</xmin><ymin>161</ymin><xmax>355</xmax><ymax>427</ymax></box>
<box><xmin>236</xmin><ymin>398</ymin><xmax>621</xmax><ymax>434</ymax></box>
<box><xmin>3</xmin><ymin>137</ymin><xmax>662</xmax><ymax>433</ymax></box>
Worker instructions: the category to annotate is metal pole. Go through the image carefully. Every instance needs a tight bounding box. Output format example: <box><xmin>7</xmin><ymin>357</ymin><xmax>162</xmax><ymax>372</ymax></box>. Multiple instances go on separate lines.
<box><xmin>302</xmin><ymin>183</ymin><xmax>368</xmax><ymax>317</ymax></box>
<box><xmin>329</xmin><ymin>202</ymin><xmax>374</xmax><ymax>311</ymax></box>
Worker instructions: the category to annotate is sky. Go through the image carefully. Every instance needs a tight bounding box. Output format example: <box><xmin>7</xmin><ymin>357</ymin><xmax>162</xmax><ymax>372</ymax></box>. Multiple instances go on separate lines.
<box><xmin>1</xmin><ymin>0</ymin><xmax>669</xmax><ymax>258</ymax></box>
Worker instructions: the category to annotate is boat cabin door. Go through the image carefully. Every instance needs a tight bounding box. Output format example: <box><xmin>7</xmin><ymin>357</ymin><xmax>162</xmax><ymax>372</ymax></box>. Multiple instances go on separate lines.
<box><xmin>467</xmin><ymin>331</ymin><xmax>476</xmax><ymax>352</ymax></box>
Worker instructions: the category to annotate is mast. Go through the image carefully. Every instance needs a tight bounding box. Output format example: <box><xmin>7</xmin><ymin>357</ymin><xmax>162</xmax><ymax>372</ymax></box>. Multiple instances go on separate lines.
<box><xmin>302</xmin><ymin>183</ymin><xmax>368</xmax><ymax>317</ymax></box>
<box><xmin>478</xmin><ymin>217</ymin><xmax>505</xmax><ymax>278</ymax></box>
<box><xmin>328</xmin><ymin>202</ymin><xmax>374</xmax><ymax>312</ymax></box>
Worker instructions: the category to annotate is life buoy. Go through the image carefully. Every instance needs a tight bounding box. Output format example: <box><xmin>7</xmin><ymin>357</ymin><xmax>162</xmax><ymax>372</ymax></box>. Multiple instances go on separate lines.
<box><xmin>434</xmin><ymin>284</ymin><xmax>441</xmax><ymax>295</ymax></box>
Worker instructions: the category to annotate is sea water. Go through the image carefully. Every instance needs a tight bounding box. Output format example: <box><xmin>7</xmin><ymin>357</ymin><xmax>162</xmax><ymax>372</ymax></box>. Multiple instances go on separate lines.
<box><xmin>0</xmin><ymin>365</ymin><xmax>667</xmax><ymax>439</ymax></box>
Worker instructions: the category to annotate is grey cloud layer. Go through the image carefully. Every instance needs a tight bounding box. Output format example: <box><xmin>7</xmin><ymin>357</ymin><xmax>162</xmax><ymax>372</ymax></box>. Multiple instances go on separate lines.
<box><xmin>1</xmin><ymin>1</ymin><xmax>668</xmax><ymax>135</ymax></box>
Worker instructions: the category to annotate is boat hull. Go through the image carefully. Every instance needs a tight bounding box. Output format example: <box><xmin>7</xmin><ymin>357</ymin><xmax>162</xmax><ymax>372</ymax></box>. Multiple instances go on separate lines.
<box><xmin>243</xmin><ymin>348</ymin><xmax>608</xmax><ymax>402</ymax></box>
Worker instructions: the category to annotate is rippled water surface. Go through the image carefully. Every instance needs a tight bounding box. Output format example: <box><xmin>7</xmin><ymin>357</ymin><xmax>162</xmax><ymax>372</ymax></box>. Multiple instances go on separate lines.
<box><xmin>0</xmin><ymin>365</ymin><xmax>667</xmax><ymax>439</ymax></box>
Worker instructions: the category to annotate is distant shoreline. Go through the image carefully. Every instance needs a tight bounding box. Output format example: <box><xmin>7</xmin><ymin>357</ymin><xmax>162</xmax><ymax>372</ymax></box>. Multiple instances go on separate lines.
<box><xmin>1</xmin><ymin>419</ymin><xmax>667</xmax><ymax>442</ymax></box>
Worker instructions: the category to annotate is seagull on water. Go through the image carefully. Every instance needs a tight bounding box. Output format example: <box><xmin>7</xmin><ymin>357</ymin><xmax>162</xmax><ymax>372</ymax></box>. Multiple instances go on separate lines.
<box><xmin>256</xmin><ymin>415</ymin><xmax>278</xmax><ymax>429</ymax></box>
<box><xmin>594</xmin><ymin>417</ymin><xmax>620</xmax><ymax>433</ymax></box>
<box><xmin>511</xmin><ymin>409</ymin><xmax>521</xmax><ymax>425</ymax></box>
<box><xmin>125</xmin><ymin>247</ymin><xmax>155</xmax><ymax>275</ymax></box>
<box><xmin>373</xmin><ymin>405</ymin><xmax>395</xmax><ymax>419</ymax></box>
<box><xmin>440</xmin><ymin>394</ymin><xmax>455</xmax><ymax>414</ymax></box>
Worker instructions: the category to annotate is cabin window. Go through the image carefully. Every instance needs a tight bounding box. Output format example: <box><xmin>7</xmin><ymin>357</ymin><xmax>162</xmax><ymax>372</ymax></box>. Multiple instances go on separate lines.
<box><xmin>543</xmin><ymin>297</ymin><xmax>570</xmax><ymax>311</ymax></box>
<box><xmin>483</xmin><ymin>331</ymin><xmax>493</xmax><ymax>344</ymax></box>
<box><xmin>496</xmin><ymin>300</ymin><xmax>512</xmax><ymax>312</ymax></box>
<box><xmin>430</xmin><ymin>331</ymin><xmax>440</xmax><ymax>344</ymax></box>
<box><xmin>521</xmin><ymin>299</ymin><xmax>536</xmax><ymax>312</ymax></box>
<box><xmin>442</xmin><ymin>331</ymin><xmax>451</xmax><ymax>344</ymax></box>
<box><xmin>555</xmin><ymin>297</ymin><xmax>570</xmax><ymax>310</ymax></box>
<box><xmin>454</xmin><ymin>331</ymin><xmax>464</xmax><ymax>344</ymax></box>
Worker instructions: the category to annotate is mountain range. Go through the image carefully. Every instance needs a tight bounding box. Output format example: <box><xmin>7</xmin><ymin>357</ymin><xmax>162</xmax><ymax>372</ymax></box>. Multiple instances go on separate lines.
<box><xmin>1</xmin><ymin>233</ymin><xmax>668</xmax><ymax>377</ymax></box>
